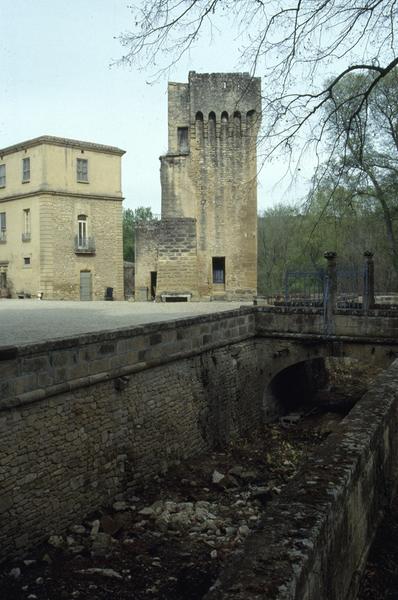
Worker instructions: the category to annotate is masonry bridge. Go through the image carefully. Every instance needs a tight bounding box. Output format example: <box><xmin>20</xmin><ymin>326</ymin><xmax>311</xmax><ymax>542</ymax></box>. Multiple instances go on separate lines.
<box><xmin>1</xmin><ymin>302</ymin><xmax>398</xmax><ymax>598</ymax></box>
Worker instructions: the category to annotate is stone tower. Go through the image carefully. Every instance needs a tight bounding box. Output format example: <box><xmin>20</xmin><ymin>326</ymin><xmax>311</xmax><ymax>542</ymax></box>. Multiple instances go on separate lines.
<box><xmin>135</xmin><ymin>72</ymin><xmax>261</xmax><ymax>301</ymax></box>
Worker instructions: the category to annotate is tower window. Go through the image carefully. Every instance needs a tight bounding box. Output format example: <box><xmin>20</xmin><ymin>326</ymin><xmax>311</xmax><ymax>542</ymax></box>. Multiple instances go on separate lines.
<box><xmin>212</xmin><ymin>257</ymin><xmax>225</xmax><ymax>284</ymax></box>
<box><xmin>221</xmin><ymin>111</ymin><xmax>229</xmax><ymax>122</ymax></box>
<box><xmin>177</xmin><ymin>127</ymin><xmax>189</xmax><ymax>152</ymax></box>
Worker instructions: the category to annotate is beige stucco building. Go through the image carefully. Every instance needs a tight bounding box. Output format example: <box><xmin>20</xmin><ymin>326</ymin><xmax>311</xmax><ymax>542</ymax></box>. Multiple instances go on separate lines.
<box><xmin>0</xmin><ymin>136</ymin><xmax>125</xmax><ymax>300</ymax></box>
<box><xmin>135</xmin><ymin>72</ymin><xmax>261</xmax><ymax>301</ymax></box>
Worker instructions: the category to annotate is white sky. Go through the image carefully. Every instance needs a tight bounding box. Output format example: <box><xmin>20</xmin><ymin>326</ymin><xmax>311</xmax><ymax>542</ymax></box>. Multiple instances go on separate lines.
<box><xmin>1</xmin><ymin>0</ymin><xmax>312</xmax><ymax>214</ymax></box>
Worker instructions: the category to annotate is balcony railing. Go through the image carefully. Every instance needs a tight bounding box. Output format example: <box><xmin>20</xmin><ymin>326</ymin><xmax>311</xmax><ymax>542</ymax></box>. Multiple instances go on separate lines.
<box><xmin>22</xmin><ymin>232</ymin><xmax>31</xmax><ymax>242</ymax></box>
<box><xmin>0</xmin><ymin>231</ymin><xmax>6</xmax><ymax>243</ymax></box>
<box><xmin>74</xmin><ymin>235</ymin><xmax>96</xmax><ymax>254</ymax></box>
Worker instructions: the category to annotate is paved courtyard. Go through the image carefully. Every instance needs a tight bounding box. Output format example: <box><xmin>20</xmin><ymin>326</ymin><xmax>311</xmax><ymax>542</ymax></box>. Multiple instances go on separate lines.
<box><xmin>0</xmin><ymin>299</ymin><xmax>250</xmax><ymax>347</ymax></box>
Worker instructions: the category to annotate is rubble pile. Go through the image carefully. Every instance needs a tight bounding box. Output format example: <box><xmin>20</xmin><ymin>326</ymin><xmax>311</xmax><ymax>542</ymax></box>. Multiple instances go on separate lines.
<box><xmin>0</xmin><ymin>419</ymin><xmax>339</xmax><ymax>600</ymax></box>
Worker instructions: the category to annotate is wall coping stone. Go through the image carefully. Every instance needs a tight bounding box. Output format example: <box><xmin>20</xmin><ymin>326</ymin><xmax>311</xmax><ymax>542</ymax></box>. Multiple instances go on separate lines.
<box><xmin>0</xmin><ymin>306</ymin><xmax>255</xmax><ymax>359</ymax></box>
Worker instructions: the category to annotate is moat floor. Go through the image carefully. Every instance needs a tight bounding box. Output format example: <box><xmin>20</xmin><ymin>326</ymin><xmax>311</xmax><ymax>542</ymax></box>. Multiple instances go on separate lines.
<box><xmin>0</xmin><ymin>300</ymin><xmax>250</xmax><ymax>347</ymax></box>
<box><xmin>0</xmin><ymin>416</ymin><xmax>338</xmax><ymax>600</ymax></box>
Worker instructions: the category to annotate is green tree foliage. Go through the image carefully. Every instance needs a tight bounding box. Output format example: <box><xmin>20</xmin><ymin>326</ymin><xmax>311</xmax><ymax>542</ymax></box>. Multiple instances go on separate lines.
<box><xmin>123</xmin><ymin>207</ymin><xmax>154</xmax><ymax>262</ymax></box>
<box><xmin>319</xmin><ymin>69</ymin><xmax>398</xmax><ymax>274</ymax></box>
<box><xmin>258</xmin><ymin>191</ymin><xmax>397</xmax><ymax>296</ymax></box>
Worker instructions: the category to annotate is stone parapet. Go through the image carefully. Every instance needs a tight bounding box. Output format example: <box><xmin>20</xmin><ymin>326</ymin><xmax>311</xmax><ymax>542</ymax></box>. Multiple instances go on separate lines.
<box><xmin>0</xmin><ymin>308</ymin><xmax>255</xmax><ymax>410</ymax></box>
<box><xmin>205</xmin><ymin>359</ymin><xmax>398</xmax><ymax>600</ymax></box>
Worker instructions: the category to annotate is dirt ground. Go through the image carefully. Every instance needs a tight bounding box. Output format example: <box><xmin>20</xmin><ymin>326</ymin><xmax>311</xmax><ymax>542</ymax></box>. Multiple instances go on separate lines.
<box><xmin>0</xmin><ymin>415</ymin><xmax>339</xmax><ymax>600</ymax></box>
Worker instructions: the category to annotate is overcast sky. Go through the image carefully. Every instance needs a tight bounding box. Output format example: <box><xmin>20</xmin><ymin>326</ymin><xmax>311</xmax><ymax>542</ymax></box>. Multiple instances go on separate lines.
<box><xmin>1</xmin><ymin>0</ymin><xmax>312</xmax><ymax>214</ymax></box>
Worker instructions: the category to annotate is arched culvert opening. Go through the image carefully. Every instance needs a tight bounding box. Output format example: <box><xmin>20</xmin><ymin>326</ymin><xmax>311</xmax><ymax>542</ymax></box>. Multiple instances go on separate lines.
<box><xmin>263</xmin><ymin>356</ymin><xmax>381</xmax><ymax>423</ymax></box>
<box><xmin>265</xmin><ymin>358</ymin><xmax>328</xmax><ymax>420</ymax></box>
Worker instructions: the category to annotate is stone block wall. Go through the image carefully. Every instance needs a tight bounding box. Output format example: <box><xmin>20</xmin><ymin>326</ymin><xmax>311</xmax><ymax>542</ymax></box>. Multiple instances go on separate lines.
<box><xmin>156</xmin><ymin>217</ymin><xmax>198</xmax><ymax>298</ymax></box>
<box><xmin>255</xmin><ymin>305</ymin><xmax>398</xmax><ymax>340</ymax></box>
<box><xmin>0</xmin><ymin>309</ymin><xmax>259</xmax><ymax>561</ymax></box>
<box><xmin>134</xmin><ymin>221</ymin><xmax>161</xmax><ymax>300</ymax></box>
<box><xmin>41</xmin><ymin>195</ymin><xmax>124</xmax><ymax>301</ymax></box>
<box><xmin>205</xmin><ymin>359</ymin><xmax>398</xmax><ymax>600</ymax></box>
<box><xmin>135</xmin><ymin>72</ymin><xmax>262</xmax><ymax>301</ymax></box>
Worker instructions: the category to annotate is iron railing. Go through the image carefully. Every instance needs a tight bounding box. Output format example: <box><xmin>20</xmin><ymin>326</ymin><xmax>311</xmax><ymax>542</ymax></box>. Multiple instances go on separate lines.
<box><xmin>271</xmin><ymin>266</ymin><xmax>362</xmax><ymax>307</ymax></box>
<box><xmin>74</xmin><ymin>235</ymin><xmax>96</xmax><ymax>254</ymax></box>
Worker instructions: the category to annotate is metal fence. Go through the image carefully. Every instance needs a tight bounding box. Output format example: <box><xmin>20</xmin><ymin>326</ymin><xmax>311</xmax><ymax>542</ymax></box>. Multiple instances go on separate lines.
<box><xmin>267</xmin><ymin>267</ymin><xmax>362</xmax><ymax>308</ymax></box>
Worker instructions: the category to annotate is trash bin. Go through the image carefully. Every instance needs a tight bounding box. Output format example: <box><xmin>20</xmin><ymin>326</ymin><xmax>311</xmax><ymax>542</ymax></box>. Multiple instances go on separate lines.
<box><xmin>105</xmin><ymin>287</ymin><xmax>114</xmax><ymax>301</ymax></box>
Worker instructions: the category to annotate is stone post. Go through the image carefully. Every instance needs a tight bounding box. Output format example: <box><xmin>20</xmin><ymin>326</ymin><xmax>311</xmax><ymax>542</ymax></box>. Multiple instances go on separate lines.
<box><xmin>323</xmin><ymin>251</ymin><xmax>337</xmax><ymax>335</ymax></box>
<box><xmin>363</xmin><ymin>251</ymin><xmax>375</xmax><ymax>313</ymax></box>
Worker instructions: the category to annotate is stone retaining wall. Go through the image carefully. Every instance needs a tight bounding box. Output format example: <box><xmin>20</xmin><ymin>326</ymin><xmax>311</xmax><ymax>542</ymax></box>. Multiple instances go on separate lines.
<box><xmin>205</xmin><ymin>359</ymin><xmax>398</xmax><ymax>600</ymax></box>
<box><xmin>0</xmin><ymin>308</ymin><xmax>255</xmax><ymax>409</ymax></box>
<box><xmin>2</xmin><ymin>304</ymin><xmax>398</xmax><ymax>572</ymax></box>
<box><xmin>0</xmin><ymin>309</ymin><xmax>260</xmax><ymax>561</ymax></box>
<box><xmin>255</xmin><ymin>306</ymin><xmax>398</xmax><ymax>341</ymax></box>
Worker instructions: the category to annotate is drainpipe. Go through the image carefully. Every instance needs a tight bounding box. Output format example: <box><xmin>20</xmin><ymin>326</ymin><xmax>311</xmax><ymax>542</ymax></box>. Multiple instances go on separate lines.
<box><xmin>363</xmin><ymin>251</ymin><xmax>375</xmax><ymax>314</ymax></box>
<box><xmin>323</xmin><ymin>251</ymin><xmax>337</xmax><ymax>335</ymax></box>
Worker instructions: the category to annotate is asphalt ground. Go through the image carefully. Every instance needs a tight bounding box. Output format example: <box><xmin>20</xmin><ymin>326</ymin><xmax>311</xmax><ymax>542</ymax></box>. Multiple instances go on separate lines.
<box><xmin>0</xmin><ymin>299</ymin><xmax>250</xmax><ymax>347</ymax></box>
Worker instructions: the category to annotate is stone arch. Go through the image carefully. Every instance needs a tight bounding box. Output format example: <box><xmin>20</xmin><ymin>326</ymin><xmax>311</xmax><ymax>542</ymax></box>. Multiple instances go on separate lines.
<box><xmin>195</xmin><ymin>111</ymin><xmax>204</xmax><ymax>139</ymax></box>
<box><xmin>233</xmin><ymin>111</ymin><xmax>242</xmax><ymax>135</ymax></box>
<box><xmin>246</xmin><ymin>109</ymin><xmax>257</xmax><ymax>131</ymax></box>
<box><xmin>262</xmin><ymin>353</ymin><xmax>378</xmax><ymax>423</ymax></box>
<box><xmin>208</xmin><ymin>111</ymin><xmax>216</xmax><ymax>139</ymax></box>
<box><xmin>221</xmin><ymin>111</ymin><xmax>229</xmax><ymax>139</ymax></box>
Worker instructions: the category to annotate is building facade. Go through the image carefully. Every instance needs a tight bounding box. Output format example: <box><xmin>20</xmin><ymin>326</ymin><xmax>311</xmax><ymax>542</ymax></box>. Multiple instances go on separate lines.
<box><xmin>0</xmin><ymin>136</ymin><xmax>125</xmax><ymax>300</ymax></box>
<box><xmin>135</xmin><ymin>71</ymin><xmax>261</xmax><ymax>301</ymax></box>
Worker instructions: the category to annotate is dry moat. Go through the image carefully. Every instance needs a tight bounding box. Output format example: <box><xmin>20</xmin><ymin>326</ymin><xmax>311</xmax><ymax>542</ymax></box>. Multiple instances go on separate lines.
<box><xmin>0</xmin><ymin>413</ymin><xmax>345</xmax><ymax>600</ymax></box>
<box><xmin>0</xmin><ymin>358</ymin><xmax>386</xmax><ymax>600</ymax></box>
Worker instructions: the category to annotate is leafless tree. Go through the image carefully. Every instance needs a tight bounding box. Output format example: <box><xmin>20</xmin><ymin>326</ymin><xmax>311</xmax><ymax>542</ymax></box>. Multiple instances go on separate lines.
<box><xmin>118</xmin><ymin>0</ymin><xmax>398</xmax><ymax>165</ymax></box>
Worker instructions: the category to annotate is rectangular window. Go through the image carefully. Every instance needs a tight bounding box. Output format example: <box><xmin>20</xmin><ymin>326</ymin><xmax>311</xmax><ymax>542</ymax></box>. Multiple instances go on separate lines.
<box><xmin>177</xmin><ymin>127</ymin><xmax>189</xmax><ymax>153</ymax></box>
<box><xmin>78</xmin><ymin>220</ymin><xmax>87</xmax><ymax>246</ymax></box>
<box><xmin>212</xmin><ymin>256</ymin><xmax>225</xmax><ymax>284</ymax></box>
<box><xmin>23</xmin><ymin>209</ymin><xmax>31</xmax><ymax>234</ymax></box>
<box><xmin>22</xmin><ymin>157</ymin><xmax>30</xmax><ymax>182</ymax></box>
<box><xmin>23</xmin><ymin>256</ymin><xmax>31</xmax><ymax>267</ymax></box>
<box><xmin>0</xmin><ymin>212</ymin><xmax>6</xmax><ymax>242</ymax></box>
<box><xmin>22</xmin><ymin>209</ymin><xmax>31</xmax><ymax>241</ymax></box>
<box><xmin>77</xmin><ymin>158</ymin><xmax>88</xmax><ymax>182</ymax></box>
<box><xmin>0</xmin><ymin>164</ymin><xmax>5</xmax><ymax>187</ymax></box>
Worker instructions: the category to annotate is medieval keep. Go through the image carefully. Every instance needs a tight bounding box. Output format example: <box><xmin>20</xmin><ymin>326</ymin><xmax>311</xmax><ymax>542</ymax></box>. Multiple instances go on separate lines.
<box><xmin>135</xmin><ymin>71</ymin><xmax>261</xmax><ymax>301</ymax></box>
